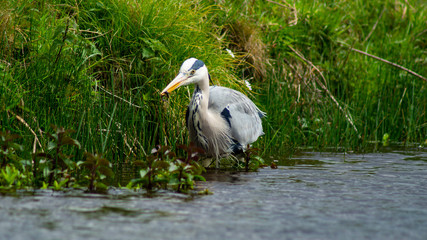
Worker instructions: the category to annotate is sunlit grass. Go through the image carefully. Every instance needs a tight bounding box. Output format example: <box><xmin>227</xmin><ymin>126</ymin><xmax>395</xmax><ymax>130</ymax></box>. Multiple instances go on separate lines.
<box><xmin>0</xmin><ymin>0</ymin><xmax>239</xmax><ymax>165</ymax></box>
<box><xmin>243</xmin><ymin>0</ymin><xmax>426</xmax><ymax>155</ymax></box>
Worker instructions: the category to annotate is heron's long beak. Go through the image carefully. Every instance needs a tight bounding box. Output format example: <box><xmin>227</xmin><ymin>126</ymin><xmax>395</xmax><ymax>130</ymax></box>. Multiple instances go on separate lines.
<box><xmin>160</xmin><ymin>73</ymin><xmax>188</xmax><ymax>97</ymax></box>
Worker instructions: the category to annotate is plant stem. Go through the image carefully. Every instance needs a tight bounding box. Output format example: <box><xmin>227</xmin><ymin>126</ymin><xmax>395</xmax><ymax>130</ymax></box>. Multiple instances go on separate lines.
<box><xmin>339</xmin><ymin>42</ymin><xmax>427</xmax><ymax>82</ymax></box>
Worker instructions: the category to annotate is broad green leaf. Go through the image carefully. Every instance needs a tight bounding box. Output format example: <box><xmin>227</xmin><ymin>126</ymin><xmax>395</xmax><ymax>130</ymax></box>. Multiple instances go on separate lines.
<box><xmin>99</xmin><ymin>166</ymin><xmax>114</xmax><ymax>177</ymax></box>
<box><xmin>193</xmin><ymin>175</ymin><xmax>206</xmax><ymax>182</ymax></box>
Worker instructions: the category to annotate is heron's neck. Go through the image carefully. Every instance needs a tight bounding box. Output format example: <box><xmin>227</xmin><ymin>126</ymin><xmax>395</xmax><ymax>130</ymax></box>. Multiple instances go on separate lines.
<box><xmin>195</xmin><ymin>76</ymin><xmax>210</xmax><ymax>113</ymax></box>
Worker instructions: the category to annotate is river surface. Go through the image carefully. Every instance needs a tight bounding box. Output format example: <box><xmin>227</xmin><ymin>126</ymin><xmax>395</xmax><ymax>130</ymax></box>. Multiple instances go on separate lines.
<box><xmin>1</xmin><ymin>148</ymin><xmax>427</xmax><ymax>240</ymax></box>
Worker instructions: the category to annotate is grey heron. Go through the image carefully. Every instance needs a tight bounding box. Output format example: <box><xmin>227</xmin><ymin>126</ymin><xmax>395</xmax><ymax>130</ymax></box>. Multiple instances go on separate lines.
<box><xmin>161</xmin><ymin>58</ymin><xmax>265</xmax><ymax>167</ymax></box>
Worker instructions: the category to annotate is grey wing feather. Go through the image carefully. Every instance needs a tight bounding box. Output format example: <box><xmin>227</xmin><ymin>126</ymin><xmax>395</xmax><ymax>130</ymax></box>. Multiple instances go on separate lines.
<box><xmin>208</xmin><ymin>86</ymin><xmax>265</xmax><ymax>147</ymax></box>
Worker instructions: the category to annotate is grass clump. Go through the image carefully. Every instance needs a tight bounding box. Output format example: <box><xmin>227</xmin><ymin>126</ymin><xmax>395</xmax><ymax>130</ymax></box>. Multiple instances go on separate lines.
<box><xmin>221</xmin><ymin>0</ymin><xmax>426</xmax><ymax>155</ymax></box>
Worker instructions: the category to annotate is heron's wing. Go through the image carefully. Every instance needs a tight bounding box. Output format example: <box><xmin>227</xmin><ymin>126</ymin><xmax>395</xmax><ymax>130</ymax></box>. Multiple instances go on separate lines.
<box><xmin>208</xmin><ymin>86</ymin><xmax>265</xmax><ymax>147</ymax></box>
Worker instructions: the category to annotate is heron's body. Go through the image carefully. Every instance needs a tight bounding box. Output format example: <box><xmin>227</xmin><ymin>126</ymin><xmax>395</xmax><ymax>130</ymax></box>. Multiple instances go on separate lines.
<box><xmin>186</xmin><ymin>85</ymin><xmax>264</xmax><ymax>157</ymax></box>
<box><xmin>161</xmin><ymin>58</ymin><xmax>265</xmax><ymax>165</ymax></box>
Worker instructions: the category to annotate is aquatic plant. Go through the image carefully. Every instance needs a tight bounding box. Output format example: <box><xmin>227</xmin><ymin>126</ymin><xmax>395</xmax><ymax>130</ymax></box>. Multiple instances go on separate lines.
<box><xmin>0</xmin><ymin>131</ymin><xmax>23</xmax><ymax>168</ymax></box>
<box><xmin>131</xmin><ymin>145</ymin><xmax>173</xmax><ymax>191</ymax></box>
<box><xmin>79</xmin><ymin>153</ymin><xmax>114</xmax><ymax>193</ymax></box>
<box><xmin>0</xmin><ymin>165</ymin><xmax>28</xmax><ymax>190</ymax></box>
<box><xmin>243</xmin><ymin>147</ymin><xmax>266</xmax><ymax>172</ymax></box>
<box><xmin>52</xmin><ymin>179</ymin><xmax>69</xmax><ymax>192</ymax></box>
<box><xmin>170</xmin><ymin>144</ymin><xmax>206</xmax><ymax>193</ymax></box>
<box><xmin>35</xmin><ymin>125</ymin><xmax>81</xmax><ymax>186</ymax></box>
<box><xmin>129</xmin><ymin>144</ymin><xmax>206</xmax><ymax>193</ymax></box>
<box><xmin>0</xmin><ymin>132</ymin><xmax>29</xmax><ymax>190</ymax></box>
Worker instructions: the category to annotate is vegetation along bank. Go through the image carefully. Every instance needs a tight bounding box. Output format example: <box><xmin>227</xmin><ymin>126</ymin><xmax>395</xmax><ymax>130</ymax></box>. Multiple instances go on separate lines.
<box><xmin>1</xmin><ymin>0</ymin><xmax>425</xmax><ymax>191</ymax></box>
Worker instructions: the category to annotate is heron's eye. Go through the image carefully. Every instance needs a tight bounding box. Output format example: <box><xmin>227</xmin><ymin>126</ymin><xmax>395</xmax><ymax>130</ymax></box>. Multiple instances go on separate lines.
<box><xmin>190</xmin><ymin>70</ymin><xmax>196</xmax><ymax>75</ymax></box>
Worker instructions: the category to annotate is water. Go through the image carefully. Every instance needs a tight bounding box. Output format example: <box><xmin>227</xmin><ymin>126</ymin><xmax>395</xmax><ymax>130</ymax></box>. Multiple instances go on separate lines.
<box><xmin>1</xmin><ymin>148</ymin><xmax>427</xmax><ymax>240</ymax></box>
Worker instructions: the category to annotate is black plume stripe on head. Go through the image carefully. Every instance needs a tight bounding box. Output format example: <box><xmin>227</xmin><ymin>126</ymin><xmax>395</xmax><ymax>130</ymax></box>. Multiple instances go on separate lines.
<box><xmin>189</xmin><ymin>59</ymin><xmax>205</xmax><ymax>71</ymax></box>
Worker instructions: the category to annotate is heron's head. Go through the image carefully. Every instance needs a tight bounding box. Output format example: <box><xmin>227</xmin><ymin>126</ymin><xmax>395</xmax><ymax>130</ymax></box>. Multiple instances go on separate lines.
<box><xmin>161</xmin><ymin>58</ymin><xmax>208</xmax><ymax>96</ymax></box>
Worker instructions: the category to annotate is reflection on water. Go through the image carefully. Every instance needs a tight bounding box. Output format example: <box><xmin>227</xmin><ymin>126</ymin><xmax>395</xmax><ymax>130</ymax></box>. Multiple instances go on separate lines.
<box><xmin>1</xmin><ymin>148</ymin><xmax>427</xmax><ymax>240</ymax></box>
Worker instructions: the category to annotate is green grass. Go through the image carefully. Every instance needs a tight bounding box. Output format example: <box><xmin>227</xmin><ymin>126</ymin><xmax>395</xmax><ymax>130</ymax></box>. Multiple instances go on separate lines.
<box><xmin>247</xmin><ymin>0</ymin><xmax>426</xmax><ymax>155</ymax></box>
<box><xmin>0</xmin><ymin>0</ymin><xmax>426</xmax><ymax>187</ymax></box>
<box><xmin>1</xmin><ymin>0</ymin><xmax>240</xmax><ymax>163</ymax></box>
